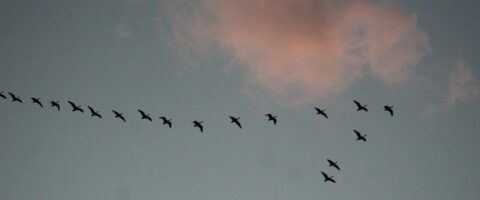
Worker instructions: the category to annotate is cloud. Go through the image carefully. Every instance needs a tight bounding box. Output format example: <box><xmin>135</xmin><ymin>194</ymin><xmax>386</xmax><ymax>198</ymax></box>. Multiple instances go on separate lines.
<box><xmin>446</xmin><ymin>60</ymin><xmax>478</xmax><ymax>109</ymax></box>
<box><xmin>116</xmin><ymin>22</ymin><xmax>135</xmax><ymax>40</ymax></box>
<box><xmin>175</xmin><ymin>0</ymin><xmax>431</xmax><ymax>105</ymax></box>
<box><xmin>423</xmin><ymin>60</ymin><xmax>478</xmax><ymax>115</ymax></box>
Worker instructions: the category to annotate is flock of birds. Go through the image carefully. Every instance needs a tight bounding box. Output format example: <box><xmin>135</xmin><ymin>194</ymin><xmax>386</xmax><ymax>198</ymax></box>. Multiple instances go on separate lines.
<box><xmin>1</xmin><ymin>91</ymin><xmax>395</xmax><ymax>183</ymax></box>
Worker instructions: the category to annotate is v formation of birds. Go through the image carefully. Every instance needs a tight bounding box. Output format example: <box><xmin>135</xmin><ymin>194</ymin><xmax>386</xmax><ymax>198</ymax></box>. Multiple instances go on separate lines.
<box><xmin>0</xmin><ymin>91</ymin><xmax>394</xmax><ymax>183</ymax></box>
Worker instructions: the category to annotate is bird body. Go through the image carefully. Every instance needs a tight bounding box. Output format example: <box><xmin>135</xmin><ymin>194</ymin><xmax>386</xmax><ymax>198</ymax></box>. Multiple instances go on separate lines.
<box><xmin>193</xmin><ymin>120</ymin><xmax>203</xmax><ymax>132</ymax></box>
<box><xmin>50</xmin><ymin>101</ymin><xmax>60</xmax><ymax>110</ymax></box>
<box><xmin>88</xmin><ymin>106</ymin><xmax>102</xmax><ymax>118</ymax></box>
<box><xmin>31</xmin><ymin>97</ymin><xmax>43</xmax><ymax>108</ymax></box>
<box><xmin>384</xmin><ymin>105</ymin><xmax>394</xmax><ymax>116</ymax></box>
<box><xmin>315</xmin><ymin>107</ymin><xmax>328</xmax><ymax>118</ymax></box>
<box><xmin>229</xmin><ymin>116</ymin><xmax>242</xmax><ymax>128</ymax></box>
<box><xmin>138</xmin><ymin>110</ymin><xmax>152</xmax><ymax>121</ymax></box>
<box><xmin>353</xmin><ymin>100</ymin><xmax>368</xmax><ymax>112</ymax></box>
<box><xmin>68</xmin><ymin>101</ymin><xmax>84</xmax><ymax>113</ymax></box>
<box><xmin>8</xmin><ymin>92</ymin><xmax>22</xmax><ymax>103</ymax></box>
<box><xmin>113</xmin><ymin>110</ymin><xmax>126</xmax><ymax>122</ymax></box>
<box><xmin>321</xmin><ymin>171</ymin><xmax>336</xmax><ymax>183</ymax></box>
<box><xmin>159</xmin><ymin>117</ymin><xmax>172</xmax><ymax>128</ymax></box>
<box><xmin>354</xmin><ymin>129</ymin><xmax>367</xmax><ymax>142</ymax></box>
<box><xmin>327</xmin><ymin>159</ymin><xmax>340</xmax><ymax>171</ymax></box>
<box><xmin>265</xmin><ymin>114</ymin><xmax>277</xmax><ymax>125</ymax></box>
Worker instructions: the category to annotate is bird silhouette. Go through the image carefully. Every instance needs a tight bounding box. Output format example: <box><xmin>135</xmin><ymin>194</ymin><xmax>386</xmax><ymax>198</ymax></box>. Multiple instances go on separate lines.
<box><xmin>321</xmin><ymin>171</ymin><xmax>336</xmax><ymax>183</ymax></box>
<box><xmin>353</xmin><ymin>100</ymin><xmax>368</xmax><ymax>112</ymax></box>
<box><xmin>354</xmin><ymin>129</ymin><xmax>367</xmax><ymax>142</ymax></box>
<box><xmin>159</xmin><ymin>117</ymin><xmax>172</xmax><ymax>128</ymax></box>
<box><xmin>112</xmin><ymin>110</ymin><xmax>126</xmax><ymax>122</ymax></box>
<box><xmin>315</xmin><ymin>107</ymin><xmax>328</xmax><ymax>118</ymax></box>
<box><xmin>50</xmin><ymin>101</ymin><xmax>60</xmax><ymax>110</ymax></box>
<box><xmin>87</xmin><ymin>106</ymin><xmax>102</xmax><ymax>118</ymax></box>
<box><xmin>193</xmin><ymin>120</ymin><xmax>203</xmax><ymax>132</ymax></box>
<box><xmin>229</xmin><ymin>116</ymin><xmax>242</xmax><ymax>129</ymax></box>
<box><xmin>0</xmin><ymin>92</ymin><xmax>6</xmax><ymax>99</ymax></box>
<box><xmin>8</xmin><ymin>92</ymin><xmax>22</xmax><ymax>103</ymax></box>
<box><xmin>384</xmin><ymin>105</ymin><xmax>394</xmax><ymax>117</ymax></box>
<box><xmin>31</xmin><ymin>97</ymin><xmax>43</xmax><ymax>108</ymax></box>
<box><xmin>138</xmin><ymin>110</ymin><xmax>152</xmax><ymax>121</ymax></box>
<box><xmin>265</xmin><ymin>114</ymin><xmax>277</xmax><ymax>125</ymax></box>
<box><xmin>68</xmin><ymin>101</ymin><xmax>84</xmax><ymax>113</ymax></box>
<box><xmin>327</xmin><ymin>159</ymin><xmax>340</xmax><ymax>171</ymax></box>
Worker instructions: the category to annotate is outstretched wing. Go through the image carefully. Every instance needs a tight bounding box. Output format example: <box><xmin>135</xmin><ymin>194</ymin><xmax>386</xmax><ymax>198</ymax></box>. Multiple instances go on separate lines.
<box><xmin>138</xmin><ymin>110</ymin><xmax>146</xmax><ymax>116</ymax></box>
<box><xmin>68</xmin><ymin>101</ymin><xmax>76</xmax><ymax>108</ymax></box>
<box><xmin>353</xmin><ymin>100</ymin><xmax>361</xmax><ymax>107</ymax></box>
<box><xmin>88</xmin><ymin>106</ymin><xmax>95</xmax><ymax>113</ymax></box>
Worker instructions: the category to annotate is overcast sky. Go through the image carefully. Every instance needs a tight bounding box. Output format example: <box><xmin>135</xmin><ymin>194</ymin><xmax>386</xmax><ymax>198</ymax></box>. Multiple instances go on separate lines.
<box><xmin>1</xmin><ymin>0</ymin><xmax>479</xmax><ymax>200</ymax></box>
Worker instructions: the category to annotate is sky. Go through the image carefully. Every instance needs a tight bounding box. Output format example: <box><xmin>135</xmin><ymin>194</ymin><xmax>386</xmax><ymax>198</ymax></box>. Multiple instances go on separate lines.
<box><xmin>0</xmin><ymin>0</ymin><xmax>479</xmax><ymax>200</ymax></box>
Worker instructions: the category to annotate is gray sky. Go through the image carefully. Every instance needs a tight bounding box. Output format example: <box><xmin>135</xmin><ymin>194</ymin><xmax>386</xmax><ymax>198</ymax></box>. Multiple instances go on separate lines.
<box><xmin>1</xmin><ymin>0</ymin><xmax>479</xmax><ymax>200</ymax></box>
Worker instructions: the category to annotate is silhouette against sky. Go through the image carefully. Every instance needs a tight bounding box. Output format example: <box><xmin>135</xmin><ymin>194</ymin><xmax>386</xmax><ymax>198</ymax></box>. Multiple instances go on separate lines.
<box><xmin>0</xmin><ymin>1</ymin><xmax>479</xmax><ymax>200</ymax></box>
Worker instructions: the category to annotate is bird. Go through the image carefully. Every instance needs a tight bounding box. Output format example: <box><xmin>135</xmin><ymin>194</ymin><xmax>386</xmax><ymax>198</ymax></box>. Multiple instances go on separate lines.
<box><xmin>0</xmin><ymin>92</ymin><xmax>6</xmax><ymax>99</ymax></box>
<box><xmin>87</xmin><ymin>106</ymin><xmax>102</xmax><ymax>118</ymax></box>
<box><xmin>384</xmin><ymin>105</ymin><xmax>394</xmax><ymax>117</ymax></box>
<box><xmin>31</xmin><ymin>97</ymin><xmax>43</xmax><ymax>108</ymax></box>
<box><xmin>138</xmin><ymin>109</ymin><xmax>152</xmax><ymax>121</ymax></box>
<box><xmin>315</xmin><ymin>107</ymin><xmax>328</xmax><ymax>118</ymax></box>
<box><xmin>265</xmin><ymin>114</ymin><xmax>277</xmax><ymax>125</ymax></box>
<box><xmin>354</xmin><ymin>129</ymin><xmax>367</xmax><ymax>142</ymax></box>
<box><xmin>159</xmin><ymin>116</ymin><xmax>172</xmax><ymax>128</ymax></box>
<box><xmin>193</xmin><ymin>120</ymin><xmax>203</xmax><ymax>133</ymax></box>
<box><xmin>112</xmin><ymin>110</ymin><xmax>126</xmax><ymax>122</ymax></box>
<box><xmin>8</xmin><ymin>92</ymin><xmax>22</xmax><ymax>103</ymax></box>
<box><xmin>68</xmin><ymin>101</ymin><xmax>84</xmax><ymax>113</ymax></box>
<box><xmin>353</xmin><ymin>100</ymin><xmax>368</xmax><ymax>112</ymax></box>
<box><xmin>229</xmin><ymin>116</ymin><xmax>242</xmax><ymax>129</ymax></box>
<box><xmin>50</xmin><ymin>101</ymin><xmax>60</xmax><ymax>110</ymax></box>
<box><xmin>321</xmin><ymin>171</ymin><xmax>336</xmax><ymax>183</ymax></box>
<box><xmin>327</xmin><ymin>159</ymin><xmax>340</xmax><ymax>171</ymax></box>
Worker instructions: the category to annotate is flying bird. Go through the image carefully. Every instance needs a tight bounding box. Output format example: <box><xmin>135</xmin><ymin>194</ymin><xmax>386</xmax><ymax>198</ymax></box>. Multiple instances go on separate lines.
<box><xmin>353</xmin><ymin>100</ymin><xmax>368</xmax><ymax>112</ymax></box>
<box><xmin>0</xmin><ymin>92</ymin><xmax>6</xmax><ymax>99</ymax></box>
<box><xmin>112</xmin><ymin>110</ymin><xmax>126</xmax><ymax>122</ymax></box>
<box><xmin>229</xmin><ymin>116</ymin><xmax>242</xmax><ymax>129</ymax></box>
<box><xmin>159</xmin><ymin>117</ymin><xmax>172</xmax><ymax>128</ymax></box>
<box><xmin>384</xmin><ymin>105</ymin><xmax>394</xmax><ymax>117</ymax></box>
<box><xmin>68</xmin><ymin>101</ymin><xmax>84</xmax><ymax>113</ymax></box>
<box><xmin>138</xmin><ymin>109</ymin><xmax>152</xmax><ymax>121</ymax></box>
<box><xmin>354</xmin><ymin>129</ymin><xmax>367</xmax><ymax>142</ymax></box>
<box><xmin>31</xmin><ymin>97</ymin><xmax>43</xmax><ymax>108</ymax></box>
<box><xmin>8</xmin><ymin>92</ymin><xmax>22</xmax><ymax>103</ymax></box>
<box><xmin>87</xmin><ymin>106</ymin><xmax>102</xmax><ymax>118</ymax></box>
<box><xmin>315</xmin><ymin>107</ymin><xmax>328</xmax><ymax>118</ymax></box>
<box><xmin>327</xmin><ymin>159</ymin><xmax>340</xmax><ymax>171</ymax></box>
<box><xmin>50</xmin><ymin>101</ymin><xmax>60</xmax><ymax>110</ymax></box>
<box><xmin>321</xmin><ymin>171</ymin><xmax>336</xmax><ymax>183</ymax></box>
<box><xmin>265</xmin><ymin>114</ymin><xmax>277</xmax><ymax>125</ymax></box>
<box><xmin>193</xmin><ymin>120</ymin><xmax>204</xmax><ymax>133</ymax></box>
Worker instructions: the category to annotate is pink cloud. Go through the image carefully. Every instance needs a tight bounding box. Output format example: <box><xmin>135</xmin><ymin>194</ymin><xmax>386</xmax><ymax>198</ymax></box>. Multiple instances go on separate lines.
<box><xmin>176</xmin><ymin>0</ymin><xmax>431</xmax><ymax>105</ymax></box>
<box><xmin>446</xmin><ymin>60</ymin><xmax>478</xmax><ymax>109</ymax></box>
<box><xmin>423</xmin><ymin>60</ymin><xmax>478</xmax><ymax>115</ymax></box>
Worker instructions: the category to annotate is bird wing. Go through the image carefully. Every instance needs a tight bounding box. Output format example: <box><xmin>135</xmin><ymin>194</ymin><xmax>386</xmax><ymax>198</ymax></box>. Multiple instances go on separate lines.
<box><xmin>235</xmin><ymin>121</ymin><xmax>242</xmax><ymax>128</ymax></box>
<box><xmin>88</xmin><ymin>106</ymin><xmax>95</xmax><ymax>113</ymax></box>
<box><xmin>68</xmin><ymin>101</ymin><xmax>76</xmax><ymax>108</ymax></box>
<box><xmin>199</xmin><ymin>125</ymin><xmax>203</xmax><ymax>132</ymax></box>
<box><xmin>353</xmin><ymin>100</ymin><xmax>361</xmax><ymax>107</ymax></box>
<box><xmin>138</xmin><ymin>110</ymin><xmax>146</xmax><ymax>116</ymax></box>
<box><xmin>321</xmin><ymin>172</ymin><xmax>328</xmax><ymax>179</ymax></box>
